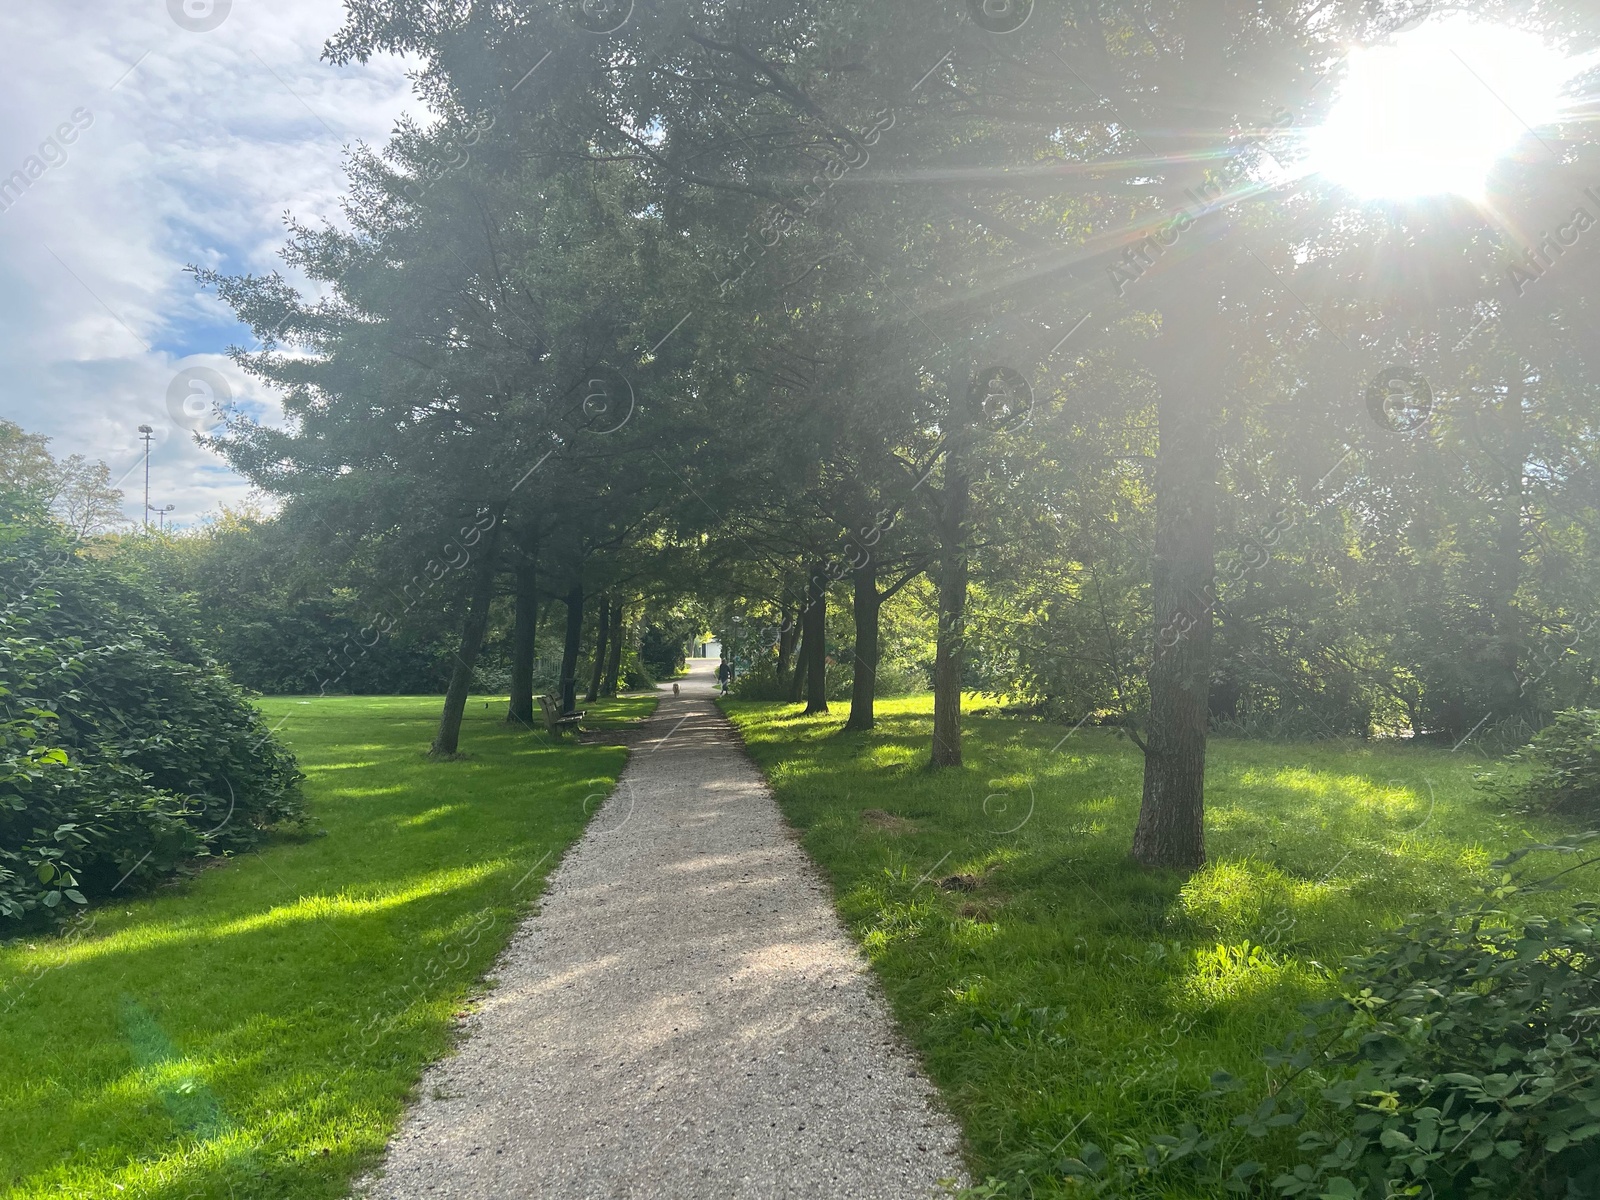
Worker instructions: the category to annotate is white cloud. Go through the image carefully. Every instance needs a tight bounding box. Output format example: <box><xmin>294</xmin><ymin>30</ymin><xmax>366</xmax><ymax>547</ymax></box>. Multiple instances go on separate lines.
<box><xmin>0</xmin><ymin>0</ymin><xmax>424</xmax><ymax>528</ymax></box>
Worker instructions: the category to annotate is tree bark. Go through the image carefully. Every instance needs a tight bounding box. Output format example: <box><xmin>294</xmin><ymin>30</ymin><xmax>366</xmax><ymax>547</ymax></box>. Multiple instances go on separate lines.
<box><xmin>845</xmin><ymin>557</ymin><xmax>880</xmax><ymax>732</ymax></box>
<box><xmin>1132</xmin><ymin>324</ymin><xmax>1220</xmax><ymax>870</ymax></box>
<box><xmin>559</xmin><ymin>582</ymin><xmax>584</xmax><ymax>715</ymax></box>
<box><xmin>507</xmin><ymin>556</ymin><xmax>538</xmax><ymax>727</ymax></box>
<box><xmin>586</xmin><ymin>594</ymin><xmax>610</xmax><ymax>703</ymax></box>
<box><xmin>789</xmin><ymin>624</ymin><xmax>809</xmax><ymax>702</ymax></box>
<box><xmin>803</xmin><ymin>563</ymin><xmax>828</xmax><ymax>714</ymax></box>
<box><xmin>431</xmin><ymin>522</ymin><xmax>503</xmax><ymax>757</ymax></box>
<box><xmin>776</xmin><ymin>605</ymin><xmax>798</xmax><ymax>693</ymax></box>
<box><xmin>601</xmin><ymin>600</ymin><xmax>624</xmax><ymax>696</ymax></box>
<box><xmin>931</xmin><ymin>384</ymin><xmax>974</xmax><ymax>768</ymax></box>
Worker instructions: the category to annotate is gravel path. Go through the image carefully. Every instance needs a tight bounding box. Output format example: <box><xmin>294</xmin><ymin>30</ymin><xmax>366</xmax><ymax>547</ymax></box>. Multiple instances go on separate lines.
<box><xmin>362</xmin><ymin>659</ymin><xmax>967</xmax><ymax>1199</ymax></box>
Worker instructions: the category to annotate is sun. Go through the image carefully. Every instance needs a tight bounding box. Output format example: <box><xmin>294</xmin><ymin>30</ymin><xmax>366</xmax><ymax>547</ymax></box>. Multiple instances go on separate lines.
<box><xmin>1306</xmin><ymin>17</ymin><xmax>1579</xmax><ymax>201</ymax></box>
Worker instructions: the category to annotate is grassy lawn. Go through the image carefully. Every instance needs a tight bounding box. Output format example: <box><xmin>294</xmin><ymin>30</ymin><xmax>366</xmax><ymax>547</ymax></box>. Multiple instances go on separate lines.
<box><xmin>725</xmin><ymin>694</ymin><xmax>1592</xmax><ymax>1198</ymax></box>
<box><xmin>0</xmin><ymin>693</ymin><xmax>654</xmax><ymax>1200</ymax></box>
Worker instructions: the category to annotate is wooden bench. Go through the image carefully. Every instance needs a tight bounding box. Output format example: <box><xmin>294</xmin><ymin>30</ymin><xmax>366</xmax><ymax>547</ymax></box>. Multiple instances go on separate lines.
<box><xmin>537</xmin><ymin>694</ymin><xmax>585</xmax><ymax>738</ymax></box>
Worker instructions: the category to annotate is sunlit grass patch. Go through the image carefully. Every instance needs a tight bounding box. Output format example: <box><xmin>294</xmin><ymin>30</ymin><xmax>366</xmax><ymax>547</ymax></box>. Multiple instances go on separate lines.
<box><xmin>0</xmin><ymin>692</ymin><xmax>653</xmax><ymax>1200</ymax></box>
<box><xmin>724</xmin><ymin>692</ymin><xmax>1589</xmax><ymax>1198</ymax></box>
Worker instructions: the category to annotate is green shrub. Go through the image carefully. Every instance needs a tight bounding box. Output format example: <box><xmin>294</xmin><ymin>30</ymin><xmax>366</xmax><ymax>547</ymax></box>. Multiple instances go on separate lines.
<box><xmin>1048</xmin><ymin>842</ymin><xmax>1600</xmax><ymax>1200</ymax></box>
<box><xmin>1482</xmin><ymin>709</ymin><xmax>1600</xmax><ymax>819</ymax></box>
<box><xmin>729</xmin><ymin>659</ymin><xmax>928</xmax><ymax>703</ymax></box>
<box><xmin>1265</xmin><ymin>860</ymin><xmax>1600</xmax><ymax>1200</ymax></box>
<box><xmin>730</xmin><ymin>662</ymin><xmax>787</xmax><ymax>700</ymax></box>
<box><xmin>1</xmin><ymin>500</ymin><xmax>304</xmax><ymax>924</ymax></box>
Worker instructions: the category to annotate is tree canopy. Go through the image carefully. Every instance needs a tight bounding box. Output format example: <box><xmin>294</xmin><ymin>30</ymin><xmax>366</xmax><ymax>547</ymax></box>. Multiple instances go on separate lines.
<box><xmin>172</xmin><ymin>0</ymin><xmax>1600</xmax><ymax>870</ymax></box>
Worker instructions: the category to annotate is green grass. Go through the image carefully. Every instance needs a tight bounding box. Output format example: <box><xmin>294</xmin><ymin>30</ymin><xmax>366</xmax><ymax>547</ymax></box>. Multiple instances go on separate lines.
<box><xmin>0</xmin><ymin>692</ymin><xmax>654</xmax><ymax>1200</ymax></box>
<box><xmin>724</xmin><ymin>693</ymin><xmax>1594</xmax><ymax>1198</ymax></box>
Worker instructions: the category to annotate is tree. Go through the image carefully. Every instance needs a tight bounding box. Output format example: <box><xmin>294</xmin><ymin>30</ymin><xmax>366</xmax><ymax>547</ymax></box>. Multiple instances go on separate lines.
<box><xmin>199</xmin><ymin>108</ymin><xmax>696</xmax><ymax>752</ymax></box>
<box><xmin>0</xmin><ymin>421</ymin><xmax>125</xmax><ymax>537</ymax></box>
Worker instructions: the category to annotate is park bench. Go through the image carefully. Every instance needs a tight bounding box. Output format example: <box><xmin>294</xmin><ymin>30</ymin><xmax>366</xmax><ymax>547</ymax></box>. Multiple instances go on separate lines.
<box><xmin>537</xmin><ymin>693</ymin><xmax>585</xmax><ymax>739</ymax></box>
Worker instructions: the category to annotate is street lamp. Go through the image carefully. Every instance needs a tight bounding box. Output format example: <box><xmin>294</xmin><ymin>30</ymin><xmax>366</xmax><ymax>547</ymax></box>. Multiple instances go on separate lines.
<box><xmin>137</xmin><ymin>425</ymin><xmax>154</xmax><ymax>531</ymax></box>
<box><xmin>150</xmin><ymin>503</ymin><xmax>175</xmax><ymax>533</ymax></box>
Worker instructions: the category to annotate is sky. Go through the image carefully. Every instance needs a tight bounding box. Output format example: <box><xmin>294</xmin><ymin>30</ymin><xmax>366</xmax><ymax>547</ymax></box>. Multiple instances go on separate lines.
<box><xmin>0</xmin><ymin>0</ymin><xmax>424</xmax><ymax>529</ymax></box>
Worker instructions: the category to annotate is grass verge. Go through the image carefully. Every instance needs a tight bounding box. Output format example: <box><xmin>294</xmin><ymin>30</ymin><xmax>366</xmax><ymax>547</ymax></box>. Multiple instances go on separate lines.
<box><xmin>0</xmin><ymin>692</ymin><xmax>654</xmax><ymax>1200</ymax></box>
<box><xmin>724</xmin><ymin>693</ymin><xmax>1589</xmax><ymax>1198</ymax></box>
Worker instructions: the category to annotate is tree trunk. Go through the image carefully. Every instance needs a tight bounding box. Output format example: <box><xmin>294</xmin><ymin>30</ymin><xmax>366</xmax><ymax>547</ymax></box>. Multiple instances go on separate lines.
<box><xmin>931</xmin><ymin>386</ymin><xmax>974</xmax><ymax>768</ymax></box>
<box><xmin>559</xmin><ymin>582</ymin><xmax>584</xmax><ymax>715</ymax></box>
<box><xmin>845</xmin><ymin>557</ymin><xmax>880</xmax><ymax>732</ymax></box>
<box><xmin>586</xmin><ymin>594</ymin><xmax>610</xmax><ymax>703</ymax></box>
<box><xmin>507</xmin><ymin>556</ymin><xmax>538</xmax><ymax>727</ymax></box>
<box><xmin>776</xmin><ymin>605</ymin><xmax>798</xmax><ymax>693</ymax></box>
<box><xmin>1132</xmin><ymin>367</ymin><xmax>1219</xmax><ymax>870</ymax></box>
<box><xmin>601</xmin><ymin>600</ymin><xmax>624</xmax><ymax>696</ymax></box>
<box><xmin>803</xmin><ymin>564</ymin><xmax>829</xmax><ymax>714</ymax></box>
<box><xmin>431</xmin><ymin>522</ymin><xmax>502</xmax><ymax>757</ymax></box>
<box><xmin>789</xmin><ymin>624</ymin><xmax>809</xmax><ymax>702</ymax></box>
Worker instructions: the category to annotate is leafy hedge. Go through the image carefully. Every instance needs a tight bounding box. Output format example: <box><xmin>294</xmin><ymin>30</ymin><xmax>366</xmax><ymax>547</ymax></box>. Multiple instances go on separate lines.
<box><xmin>1483</xmin><ymin>708</ymin><xmax>1600</xmax><ymax>821</ymax></box>
<box><xmin>1</xmin><ymin>499</ymin><xmax>304</xmax><ymax>923</ymax></box>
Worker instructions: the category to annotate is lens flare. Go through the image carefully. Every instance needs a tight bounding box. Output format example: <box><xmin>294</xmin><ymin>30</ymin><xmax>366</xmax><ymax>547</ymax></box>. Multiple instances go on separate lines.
<box><xmin>1307</xmin><ymin>18</ymin><xmax>1580</xmax><ymax>200</ymax></box>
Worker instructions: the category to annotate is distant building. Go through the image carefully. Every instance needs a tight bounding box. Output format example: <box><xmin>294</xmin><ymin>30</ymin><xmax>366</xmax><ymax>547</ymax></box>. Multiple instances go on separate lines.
<box><xmin>694</xmin><ymin>639</ymin><xmax>722</xmax><ymax>660</ymax></box>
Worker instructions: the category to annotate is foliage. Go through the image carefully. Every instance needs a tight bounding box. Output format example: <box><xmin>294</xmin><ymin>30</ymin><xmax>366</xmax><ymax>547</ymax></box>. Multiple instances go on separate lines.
<box><xmin>1040</xmin><ymin>849</ymin><xmax>1600</xmax><ymax>1199</ymax></box>
<box><xmin>639</xmin><ymin>622</ymin><xmax>692</xmax><ymax>679</ymax></box>
<box><xmin>0</xmin><ymin>420</ymin><xmax>126</xmax><ymax>538</ymax></box>
<box><xmin>0</xmin><ymin>499</ymin><xmax>303</xmax><ymax>923</ymax></box>
<box><xmin>1265</xmin><ymin>849</ymin><xmax>1600</xmax><ymax>1200</ymax></box>
<box><xmin>0</xmin><ymin>693</ymin><xmax>653</xmax><ymax>1199</ymax></box>
<box><xmin>1480</xmin><ymin>709</ymin><xmax>1600</xmax><ymax>820</ymax></box>
<box><xmin>112</xmin><ymin>508</ymin><xmax>454</xmax><ymax>696</ymax></box>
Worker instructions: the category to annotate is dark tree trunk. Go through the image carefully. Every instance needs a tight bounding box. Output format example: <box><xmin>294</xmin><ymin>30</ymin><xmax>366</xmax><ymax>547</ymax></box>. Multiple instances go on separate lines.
<box><xmin>559</xmin><ymin>582</ymin><xmax>584</xmax><ymax>715</ymax></box>
<box><xmin>789</xmin><ymin>625</ymin><xmax>809</xmax><ymax>702</ymax></box>
<box><xmin>507</xmin><ymin>556</ymin><xmax>538</xmax><ymax>727</ymax></box>
<box><xmin>803</xmin><ymin>563</ymin><xmax>829</xmax><ymax>714</ymax></box>
<box><xmin>845</xmin><ymin>557</ymin><xmax>880</xmax><ymax>732</ymax></box>
<box><xmin>602</xmin><ymin>600</ymin><xmax>624</xmax><ymax>696</ymax></box>
<box><xmin>931</xmin><ymin>387</ymin><xmax>974</xmax><ymax>768</ymax></box>
<box><xmin>776</xmin><ymin>605</ymin><xmax>798</xmax><ymax>693</ymax></box>
<box><xmin>586</xmin><ymin>594</ymin><xmax>611</xmax><ymax>703</ymax></box>
<box><xmin>1132</xmin><ymin>323</ymin><xmax>1221</xmax><ymax>870</ymax></box>
<box><xmin>431</xmin><ymin>522</ymin><xmax>502</xmax><ymax>757</ymax></box>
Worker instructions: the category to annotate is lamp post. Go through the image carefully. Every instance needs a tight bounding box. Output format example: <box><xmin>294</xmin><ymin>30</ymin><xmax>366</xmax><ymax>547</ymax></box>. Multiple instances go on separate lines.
<box><xmin>137</xmin><ymin>425</ymin><xmax>154</xmax><ymax>531</ymax></box>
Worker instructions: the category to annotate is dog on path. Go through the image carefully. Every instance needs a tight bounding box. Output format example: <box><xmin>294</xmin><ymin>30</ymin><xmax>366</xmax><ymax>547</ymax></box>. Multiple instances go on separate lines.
<box><xmin>672</xmin><ymin>682</ymin><xmax>680</xmax><ymax>697</ymax></box>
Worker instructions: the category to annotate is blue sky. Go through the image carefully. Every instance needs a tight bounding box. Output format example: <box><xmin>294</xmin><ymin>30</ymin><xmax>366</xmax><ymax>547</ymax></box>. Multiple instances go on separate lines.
<box><xmin>0</xmin><ymin>0</ymin><xmax>423</xmax><ymax>528</ymax></box>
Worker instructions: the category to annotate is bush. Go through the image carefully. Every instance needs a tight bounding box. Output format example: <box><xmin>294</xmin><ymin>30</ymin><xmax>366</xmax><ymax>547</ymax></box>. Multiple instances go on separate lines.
<box><xmin>1</xmin><ymin>502</ymin><xmax>304</xmax><ymax>924</ymax></box>
<box><xmin>1482</xmin><ymin>708</ymin><xmax>1600</xmax><ymax>819</ymax></box>
<box><xmin>729</xmin><ymin>662</ymin><xmax>787</xmax><ymax>700</ymax></box>
<box><xmin>639</xmin><ymin>624</ymin><xmax>688</xmax><ymax>679</ymax></box>
<box><xmin>730</xmin><ymin>658</ymin><xmax>929</xmax><ymax>704</ymax></box>
<box><xmin>1051</xmin><ymin>842</ymin><xmax>1600</xmax><ymax>1200</ymax></box>
<box><xmin>1257</xmin><ymin>859</ymin><xmax>1600</xmax><ymax>1199</ymax></box>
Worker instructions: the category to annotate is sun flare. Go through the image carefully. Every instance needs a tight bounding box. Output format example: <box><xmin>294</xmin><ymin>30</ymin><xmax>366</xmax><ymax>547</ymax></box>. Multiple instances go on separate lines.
<box><xmin>1307</xmin><ymin>17</ymin><xmax>1579</xmax><ymax>200</ymax></box>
